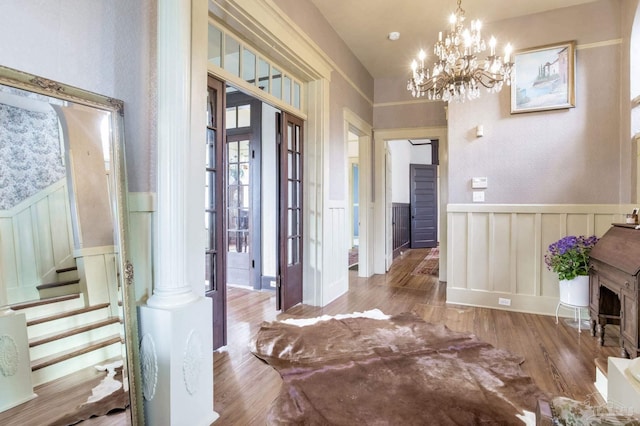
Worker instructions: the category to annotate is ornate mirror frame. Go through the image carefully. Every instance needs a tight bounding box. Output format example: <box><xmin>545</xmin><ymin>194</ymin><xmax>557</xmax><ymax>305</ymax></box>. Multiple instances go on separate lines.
<box><xmin>0</xmin><ymin>64</ymin><xmax>142</xmax><ymax>424</ymax></box>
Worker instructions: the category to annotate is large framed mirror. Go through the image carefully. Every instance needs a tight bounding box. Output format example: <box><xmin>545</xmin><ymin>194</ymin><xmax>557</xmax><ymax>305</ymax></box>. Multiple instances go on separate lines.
<box><xmin>0</xmin><ymin>65</ymin><xmax>142</xmax><ymax>425</ymax></box>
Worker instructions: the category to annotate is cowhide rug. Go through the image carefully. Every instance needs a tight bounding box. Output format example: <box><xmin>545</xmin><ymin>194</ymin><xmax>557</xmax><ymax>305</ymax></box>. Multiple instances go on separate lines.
<box><xmin>250</xmin><ymin>310</ymin><xmax>547</xmax><ymax>425</ymax></box>
<box><xmin>49</xmin><ymin>360</ymin><xmax>130</xmax><ymax>426</ymax></box>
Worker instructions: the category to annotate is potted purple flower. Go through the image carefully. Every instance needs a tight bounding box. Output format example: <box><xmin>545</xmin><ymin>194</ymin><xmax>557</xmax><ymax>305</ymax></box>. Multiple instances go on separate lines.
<box><xmin>544</xmin><ymin>235</ymin><xmax>598</xmax><ymax>306</ymax></box>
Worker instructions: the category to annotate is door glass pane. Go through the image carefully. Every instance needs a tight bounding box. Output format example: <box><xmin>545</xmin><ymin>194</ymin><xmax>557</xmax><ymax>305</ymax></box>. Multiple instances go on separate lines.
<box><xmin>288</xmin><ymin>181</ymin><xmax>294</xmax><ymax>208</ymax></box>
<box><xmin>205</xmin><ymin>252</ymin><xmax>216</xmax><ymax>292</ymax></box>
<box><xmin>295</xmin><ymin>237</ymin><xmax>300</xmax><ymax>263</ymax></box>
<box><xmin>228</xmin><ymin>231</ymin><xmax>237</xmax><ymax>252</ymax></box>
<box><xmin>226</xmin><ymin>107</ymin><xmax>237</xmax><ymax>129</ymax></box>
<box><xmin>293</xmin><ymin>82</ymin><xmax>301</xmax><ymax>109</ymax></box>
<box><xmin>207</xmin><ymin>89</ymin><xmax>216</xmax><ymax>128</ymax></box>
<box><xmin>287</xmin><ymin>152</ymin><xmax>293</xmax><ymax>179</ymax></box>
<box><xmin>228</xmin><ymin>230</ymin><xmax>248</xmax><ymax>253</ymax></box>
<box><xmin>239</xmin><ymin>139</ymin><xmax>250</xmax><ymax>162</ymax></box>
<box><xmin>283</xmin><ymin>76</ymin><xmax>291</xmax><ymax>104</ymax></box>
<box><xmin>206</xmin><ymin>173</ymin><xmax>215</xmax><ymax>208</ymax></box>
<box><xmin>228</xmin><ymin>185</ymin><xmax>239</xmax><ymax>208</ymax></box>
<box><xmin>239</xmin><ymin>165</ymin><xmax>249</xmax><ymax>185</ymax></box>
<box><xmin>228</xmin><ymin>141</ymin><xmax>239</xmax><ymax>162</ymax></box>
<box><xmin>288</xmin><ymin>238</ymin><xmax>293</xmax><ymax>265</ymax></box>
<box><xmin>224</xmin><ymin>34</ymin><xmax>240</xmax><ymax>76</ymax></box>
<box><xmin>241</xmin><ymin>184</ymin><xmax>249</xmax><ymax>206</ymax></box>
<box><xmin>209</xmin><ymin>212</ymin><xmax>216</xmax><ymax>245</ymax></box>
<box><xmin>258</xmin><ymin>58</ymin><xmax>270</xmax><ymax>92</ymax></box>
<box><xmin>237</xmin><ymin>105</ymin><xmax>251</xmax><ymax>128</ymax></box>
<box><xmin>242</xmin><ymin>48</ymin><xmax>256</xmax><ymax>84</ymax></box>
<box><xmin>272</xmin><ymin>67</ymin><xmax>282</xmax><ymax>99</ymax></box>
<box><xmin>239</xmin><ymin>209</ymin><xmax>249</xmax><ymax>230</ymax></box>
<box><xmin>207</xmin><ymin>129</ymin><xmax>215</xmax><ymax>164</ymax></box>
<box><xmin>228</xmin><ymin>209</ymin><xmax>238</xmax><ymax>230</ymax></box>
<box><xmin>207</xmin><ymin>25</ymin><xmax>222</xmax><ymax>67</ymax></box>
<box><xmin>288</xmin><ymin>123</ymin><xmax>293</xmax><ymax>150</ymax></box>
<box><xmin>228</xmin><ymin>164</ymin><xmax>239</xmax><ymax>185</ymax></box>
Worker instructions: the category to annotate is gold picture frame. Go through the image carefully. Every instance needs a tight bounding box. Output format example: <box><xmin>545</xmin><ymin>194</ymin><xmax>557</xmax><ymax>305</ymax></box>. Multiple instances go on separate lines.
<box><xmin>510</xmin><ymin>40</ymin><xmax>576</xmax><ymax>114</ymax></box>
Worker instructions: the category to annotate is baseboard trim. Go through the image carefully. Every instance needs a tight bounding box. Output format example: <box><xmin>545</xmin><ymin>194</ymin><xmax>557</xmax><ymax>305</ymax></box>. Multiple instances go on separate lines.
<box><xmin>446</xmin><ymin>287</ymin><xmax>563</xmax><ymax>317</ymax></box>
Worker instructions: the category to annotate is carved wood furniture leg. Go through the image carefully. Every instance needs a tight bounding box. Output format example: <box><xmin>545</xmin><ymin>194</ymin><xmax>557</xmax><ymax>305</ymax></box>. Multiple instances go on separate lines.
<box><xmin>621</xmin><ymin>345</ymin><xmax>629</xmax><ymax>359</ymax></box>
<box><xmin>597</xmin><ymin>323</ymin><xmax>605</xmax><ymax>346</ymax></box>
<box><xmin>590</xmin><ymin>319</ymin><xmax>596</xmax><ymax>337</ymax></box>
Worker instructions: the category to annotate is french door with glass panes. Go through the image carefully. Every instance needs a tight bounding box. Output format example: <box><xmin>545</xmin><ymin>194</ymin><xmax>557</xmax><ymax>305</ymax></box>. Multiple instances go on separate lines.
<box><xmin>205</xmin><ymin>75</ymin><xmax>226</xmax><ymax>349</ymax></box>
<box><xmin>278</xmin><ymin>112</ymin><xmax>303</xmax><ymax>311</ymax></box>
<box><xmin>226</xmin><ymin>92</ymin><xmax>261</xmax><ymax>289</ymax></box>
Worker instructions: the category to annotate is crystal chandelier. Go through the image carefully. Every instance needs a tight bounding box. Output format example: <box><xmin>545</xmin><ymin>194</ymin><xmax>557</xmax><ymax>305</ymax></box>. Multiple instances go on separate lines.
<box><xmin>407</xmin><ymin>0</ymin><xmax>513</xmax><ymax>102</ymax></box>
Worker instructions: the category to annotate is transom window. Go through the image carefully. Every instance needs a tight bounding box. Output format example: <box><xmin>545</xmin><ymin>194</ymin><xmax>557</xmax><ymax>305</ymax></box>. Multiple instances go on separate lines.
<box><xmin>208</xmin><ymin>22</ymin><xmax>302</xmax><ymax>110</ymax></box>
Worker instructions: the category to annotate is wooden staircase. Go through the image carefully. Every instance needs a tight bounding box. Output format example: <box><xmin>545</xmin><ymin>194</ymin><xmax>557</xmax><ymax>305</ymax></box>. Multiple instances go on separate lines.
<box><xmin>10</xmin><ymin>293</ymin><xmax>124</xmax><ymax>386</ymax></box>
<box><xmin>36</xmin><ymin>265</ymin><xmax>81</xmax><ymax>299</ymax></box>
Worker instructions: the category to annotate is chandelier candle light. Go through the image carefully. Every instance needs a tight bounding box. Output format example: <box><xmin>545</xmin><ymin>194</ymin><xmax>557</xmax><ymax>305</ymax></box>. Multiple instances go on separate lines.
<box><xmin>407</xmin><ymin>0</ymin><xmax>513</xmax><ymax>102</ymax></box>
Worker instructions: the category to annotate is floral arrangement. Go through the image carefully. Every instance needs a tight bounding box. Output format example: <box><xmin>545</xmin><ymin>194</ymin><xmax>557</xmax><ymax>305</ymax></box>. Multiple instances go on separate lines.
<box><xmin>544</xmin><ymin>235</ymin><xmax>599</xmax><ymax>281</ymax></box>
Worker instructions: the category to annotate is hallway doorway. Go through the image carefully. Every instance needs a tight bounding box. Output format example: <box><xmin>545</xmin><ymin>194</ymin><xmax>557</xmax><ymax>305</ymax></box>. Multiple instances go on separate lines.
<box><xmin>206</xmin><ymin>77</ymin><xmax>306</xmax><ymax>349</ymax></box>
<box><xmin>225</xmin><ymin>91</ymin><xmax>262</xmax><ymax>289</ymax></box>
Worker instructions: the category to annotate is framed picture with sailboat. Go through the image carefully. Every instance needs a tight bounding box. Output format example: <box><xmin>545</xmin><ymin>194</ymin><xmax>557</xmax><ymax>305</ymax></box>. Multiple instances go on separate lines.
<box><xmin>510</xmin><ymin>40</ymin><xmax>576</xmax><ymax>114</ymax></box>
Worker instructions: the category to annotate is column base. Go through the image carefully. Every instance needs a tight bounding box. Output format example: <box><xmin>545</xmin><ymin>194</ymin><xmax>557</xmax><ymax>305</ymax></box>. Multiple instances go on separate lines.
<box><xmin>139</xmin><ymin>296</ymin><xmax>219</xmax><ymax>425</ymax></box>
<box><xmin>0</xmin><ymin>312</ymin><xmax>37</xmax><ymax>413</ymax></box>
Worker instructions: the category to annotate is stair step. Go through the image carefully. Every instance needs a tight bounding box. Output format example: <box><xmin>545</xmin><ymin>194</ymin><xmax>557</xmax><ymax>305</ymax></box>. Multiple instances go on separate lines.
<box><xmin>31</xmin><ymin>335</ymin><xmax>123</xmax><ymax>371</ymax></box>
<box><xmin>56</xmin><ymin>266</ymin><xmax>78</xmax><ymax>274</ymax></box>
<box><xmin>29</xmin><ymin>317</ymin><xmax>121</xmax><ymax>347</ymax></box>
<box><xmin>36</xmin><ymin>279</ymin><xmax>81</xmax><ymax>291</ymax></box>
<box><xmin>9</xmin><ymin>294</ymin><xmax>80</xmax><ymax>311</ymax></box>
<box><xmin>27</xmin><ymin>303</ymin><xmax>110</xmax><ymax>327</ymax></box>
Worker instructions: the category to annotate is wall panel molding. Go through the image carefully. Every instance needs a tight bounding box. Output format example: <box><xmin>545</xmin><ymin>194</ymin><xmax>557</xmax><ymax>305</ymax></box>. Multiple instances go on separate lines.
<box><xmin>447</xmin><ymin>203</ymin><xmax>635</xmax><ymax>316</ymax></box>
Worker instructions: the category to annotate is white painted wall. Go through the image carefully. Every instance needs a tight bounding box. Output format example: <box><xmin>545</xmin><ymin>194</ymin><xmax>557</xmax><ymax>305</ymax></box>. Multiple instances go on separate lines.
<box><xmin>0</xmin><ymin>1</ymin><xmax>155</xmax><ymax>194</ymax></box>
<box><xmin>388</xmin><ymin>140</ymin><xmax>432</xmax><ymax>203</ymax></box>
<box><xmin>262</xmin><ymin>103</ymin><xmax>278</xmax><ymax>280</ymax></box>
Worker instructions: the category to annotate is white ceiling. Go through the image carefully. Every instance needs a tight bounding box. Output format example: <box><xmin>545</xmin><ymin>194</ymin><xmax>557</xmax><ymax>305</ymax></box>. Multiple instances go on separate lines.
<box><xmin>309</xmin><ymin>0</ymin><xmax>599</xmax><ymax>78</ymax></box>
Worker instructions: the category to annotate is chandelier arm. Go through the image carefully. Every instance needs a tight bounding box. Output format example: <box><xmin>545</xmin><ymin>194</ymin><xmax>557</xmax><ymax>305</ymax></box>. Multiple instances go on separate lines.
<box><xmin>415</xmin><ymin>72</ymin><xmax>453</xmax><ymax>94</ymax></box>
<box><xmin>471</xmin><ymin>69</ymin><xmax>508</xmax><ymax>89</ymax></box>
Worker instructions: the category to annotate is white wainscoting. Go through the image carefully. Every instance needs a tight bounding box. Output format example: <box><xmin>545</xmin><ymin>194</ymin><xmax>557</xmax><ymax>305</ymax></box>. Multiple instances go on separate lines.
<box><xmin>446</xmin><ymin>204</ymin><xmax>635</xmax><ymax>316</ymax></box>
<box><xmin>0</xmin><ymin>180</ymin><xmax>73</xmax><ymax>304</ymax></box>
<box><xmin>127</xmin><ymin>192</ymin><xmax>155</xmax><ymax>304</ymax></box>
<box><xmin>74</xmin><ymin>245</ymin><xmax>117</xmax><ymax>311</ymax></box>
<box><xmin>323</xmin><ymin>202</ymin><xmax>348</xmax><ymax>306</ymax></box>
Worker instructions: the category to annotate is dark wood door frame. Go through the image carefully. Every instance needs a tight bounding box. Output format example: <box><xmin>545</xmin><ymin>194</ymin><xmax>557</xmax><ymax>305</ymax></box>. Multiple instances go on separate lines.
<box><xmin>277</xmin><ymin>111</ymin><xmax>304</xmax><ymax>311</ymax></box>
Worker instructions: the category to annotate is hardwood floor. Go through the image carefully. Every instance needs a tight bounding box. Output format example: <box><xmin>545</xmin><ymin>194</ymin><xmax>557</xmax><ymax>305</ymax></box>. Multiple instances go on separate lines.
<box><xmin>1</xmin><ymin>249</ymin><xmax>619</xmax><ymax>425</ymax></box>
<box><xmin>0</xmin><ymin>361</ymin><xmax>130</xmax><ymax>426</ymax></box>
<box><xmin>212</xmin><ymin>248</ymin><xmax>620</xmax><ymax>425</ymax></box>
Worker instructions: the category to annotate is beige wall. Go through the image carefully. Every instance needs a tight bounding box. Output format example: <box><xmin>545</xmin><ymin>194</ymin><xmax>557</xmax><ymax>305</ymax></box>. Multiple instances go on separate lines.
<box><xmin>274</xmin><ymin>0</ymin><xmax>375</xmax><ymax>201</ymax></box>
<box><xmin>373</xmin><ymin>77</ymin><xmax>447</xmax><ymax>129</ymax></box>
<box><xmin>447</xmin><ymin>0</ymin><xmax>626</xmax><ymax>204</ymax></box>
<box><xmin>0</xmin><ymin>0</ymin><xmax>155</xmax><ymax>194</ymax></box>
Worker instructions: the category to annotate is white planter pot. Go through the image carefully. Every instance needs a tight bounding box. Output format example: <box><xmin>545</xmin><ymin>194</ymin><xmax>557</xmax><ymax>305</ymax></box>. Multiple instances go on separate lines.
<box><xmin>559</xmin><ymin>276</ymin><xmax>590</xmax><ymax>306</ymax></box>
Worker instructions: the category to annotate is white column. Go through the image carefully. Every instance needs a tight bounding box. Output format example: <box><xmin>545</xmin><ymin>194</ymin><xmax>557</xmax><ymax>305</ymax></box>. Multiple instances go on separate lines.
<box><xmin>139</xmin><ymin>0</ymin><xmax>218</xmax><ymax>424</ymax></box>
<box><xmin>147</xmin><ymin>0</ymin><xmax>198</xmax><ymax>308</ymax></box>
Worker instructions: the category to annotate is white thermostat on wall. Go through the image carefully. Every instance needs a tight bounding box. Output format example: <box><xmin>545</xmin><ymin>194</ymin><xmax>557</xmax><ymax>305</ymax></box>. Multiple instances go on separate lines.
<box><xmin>471</xmin><ymin>177</ymin><xmax>488</xmax><ymax>189</ymax></box>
